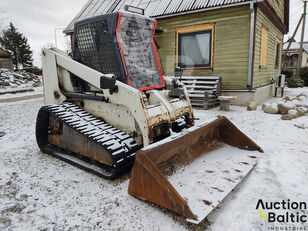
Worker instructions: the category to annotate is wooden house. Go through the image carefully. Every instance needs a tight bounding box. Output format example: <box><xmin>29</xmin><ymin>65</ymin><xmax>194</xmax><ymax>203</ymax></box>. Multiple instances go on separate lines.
<box><xmin>64</xmin><ymin>0</ymin><xmax>290</xmax><ymax>105</ymax></box>
<box><xmin>0</xmin><ymin>48</ymin><xmax>13</xmax><ymax>70</ymax></box>
<box><xmin>283</xmin><ymin>41</ymin><xmax>308</xmax><ymax>70</ymax></box>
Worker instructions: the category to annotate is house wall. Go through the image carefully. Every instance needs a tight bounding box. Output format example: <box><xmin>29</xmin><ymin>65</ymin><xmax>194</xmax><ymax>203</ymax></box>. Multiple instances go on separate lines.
<box><xmin>282</xmin><ymin>50</ymin><xmax>308</xmax><ymax>69</ymax></box>
<box><xmin>301</xmin><ymin>52</ymin><xmax>308</xmax><ymax>68</ymax></box>
<box><xmin>253</xmin><ymin>8</ymin><xmax>284</xmax><ymax>88</ymax></box>
<box><xmin>155</xmin><ymin>5</ymin><xmax>251</xmax><ymax>90</ymax></box>
<box><xmin>267</xmin><ymin>0</ymin><xmax>285</xmax><ymax>22</ymax></box>
<box><xmin>0</xmin><ymin>57</ymin><xmax>13</xmax><ymax>70</ymax></box>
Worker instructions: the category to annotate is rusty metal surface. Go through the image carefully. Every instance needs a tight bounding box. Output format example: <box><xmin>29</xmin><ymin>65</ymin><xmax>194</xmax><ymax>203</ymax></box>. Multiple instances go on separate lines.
<box><xmin>144</xmin><ymin>116</ymin><xmax>262</xmax><ymax>165</ymax></box>
<box><xmin>129</xmin><ymin>152</ymin><xmax>197</xmax><ymax>220</ymax></box>
<box><xmin>64</xmin><ymin>0</ymin><xmax>251</xmax><ymax>33</ymax></box>
<box><xmin>128</xmin><ymin>116</ymin><xmax>262</xmax><ymax>221</ymax></box>
<box><xmin>48</xmin><ymin>122</ymin><xmax>114</xmax><ymax>166</ymax></box>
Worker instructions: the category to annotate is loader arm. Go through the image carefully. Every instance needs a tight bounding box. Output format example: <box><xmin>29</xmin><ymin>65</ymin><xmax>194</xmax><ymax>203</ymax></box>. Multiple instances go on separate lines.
<box><xmin>42</xmin><ymin>48</ymin><xmax>152</xmax><ymax>145</ymax></box>
<box><xmin>42</xmin><ymin>48</ymin><xmax>194</xmax><ymax>146</ymax></box>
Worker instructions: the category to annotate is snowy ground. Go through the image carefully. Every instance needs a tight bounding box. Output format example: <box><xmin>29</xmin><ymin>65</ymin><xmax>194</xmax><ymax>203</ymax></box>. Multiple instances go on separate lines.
<box><xmin>0</xmin><ymin>88</ymin><xmax>307</xmax><ymax>230</ymax></box>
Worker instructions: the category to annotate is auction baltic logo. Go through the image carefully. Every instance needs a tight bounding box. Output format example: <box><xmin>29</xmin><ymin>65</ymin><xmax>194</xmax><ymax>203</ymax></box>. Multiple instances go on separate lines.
<box><xmin>256</xmin><ymin>199</ymin><xmax>307</xmax><ymax>230</ymax></box>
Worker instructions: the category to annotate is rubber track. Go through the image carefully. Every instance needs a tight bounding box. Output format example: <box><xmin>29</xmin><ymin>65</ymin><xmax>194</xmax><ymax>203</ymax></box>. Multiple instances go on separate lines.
<box><xmin>36</xmin><ymin>102</ymin><xmax>139</xmax><ymax>179</ymax></box>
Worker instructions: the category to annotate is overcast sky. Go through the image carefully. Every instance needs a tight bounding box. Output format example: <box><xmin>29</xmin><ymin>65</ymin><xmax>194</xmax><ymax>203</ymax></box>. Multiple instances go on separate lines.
<box><xmin>0</xmin><ymin>0</ymin><xmax>307</xmax><ymax>68</ymax></box>
<box><xmin>0</xmin><ymin>0</ymin><xmax>88</xmax><ymax>67</ymax></box>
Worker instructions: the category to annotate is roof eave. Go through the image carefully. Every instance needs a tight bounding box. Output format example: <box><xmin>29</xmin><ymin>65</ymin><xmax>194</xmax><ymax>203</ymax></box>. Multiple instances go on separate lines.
<box><xmin>153</xmin><ymin>0</ymin><xmax>263</xmax><ymax>19</ymax></box>
<box><xmin>63</xmin><ymin>0</ymin><xmax>266</xmax><ymax>35</ymax></box>
<box><xmin>64</xmin><ymin>29</ymin><xmax>74</xmax><ymax>35</ymax></box>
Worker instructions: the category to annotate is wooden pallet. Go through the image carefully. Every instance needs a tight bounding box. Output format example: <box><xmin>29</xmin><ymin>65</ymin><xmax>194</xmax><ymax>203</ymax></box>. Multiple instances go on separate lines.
<box><xmin>170</xmin><ymin>76</ymin><xmax>222</xmax><ymax>109</ymax></box>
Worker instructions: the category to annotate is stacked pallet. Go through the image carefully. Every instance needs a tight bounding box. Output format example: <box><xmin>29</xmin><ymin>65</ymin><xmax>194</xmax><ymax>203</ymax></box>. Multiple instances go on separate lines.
<box><xmin>172</xmin><ymin>76</ymin><xmax>222</xmax><ymax>109</ymax></box>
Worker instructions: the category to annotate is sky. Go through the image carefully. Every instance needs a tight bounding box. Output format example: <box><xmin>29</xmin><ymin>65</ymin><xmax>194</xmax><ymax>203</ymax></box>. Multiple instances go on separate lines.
<box><xmin>0</xmin><ymin>0</ymin><xmax>307</xmax><ymax>68</ymax></box>
<box><xmin>288</xmin><ymin>0</ymin><xmax>308</xmax><ymax>41</ymax></box>
<box><xmin>0</xmin><ymin>0</ymin><xmax>88</xmax><ymax>67</ymax></box>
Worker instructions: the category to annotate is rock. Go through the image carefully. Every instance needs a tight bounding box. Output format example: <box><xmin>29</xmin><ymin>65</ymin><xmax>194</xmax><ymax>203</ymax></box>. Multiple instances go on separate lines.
<box><xmin>263</xmin><ymin>103</ymin><xmax>279</xmax><ymax>114</ymax></box>
<box><xmin>303</xmin><ymin>103</ymin><xmax>308</xmax><ymax>107</ymax></box>
<box><xmin>281</xmin><ymin>114</ymin><xmax>292</xmax><ymax>120</ymax></box>
<box><xmin>283</xmin><ymin>96</ymin><xmax>290</xmax><ymax>101</ymax></box>
<box><xmin>262</xmin><ymin>103</ymin><xmax>271</xmax><ymax>110</ymax></box>
<box><xmin>278</xmin><ymin>104</ymin><xmax>288</xmax><ymax>115</ymax></box>
<box><xmin>297</xmin><ymin>108</ymin><xmax>305</xmax><ymax>117</ymax></box>
<box><xmin>278</xmin><ymin>101</ymin><xmax>297</xmax><ymax>115</ymax></box>
<box><xmin>247</xmin><ymin>101</ymin><xmax>257</xmax><ymax>111</ymax></box>
<box><xmin>292</xmin><ymin>100</ymin><xmax>303</xmax><ymax>107</ymax></box>
<box><xmin>298</xmin><ymin>95</ymin><xmax>307</xmax><ymax>101</ymax></box>
<box><xmin>298</xmin><ymin>107</ymin><xmax>308</xmax><ymax>114</ymax></box>
<box><xmin>288</xmin><ymin>109</ymin><xmax>300</xmax><ymax>119</ymax></box>
<box><xmin>294</xmin><ymin>122</ymin><xmax>308</xmax><ymax>129</ymax></box>
<box><xmin>0</xmin><ymin>131</ymin><xmax>5</xmax><ymax>137</ymax></box>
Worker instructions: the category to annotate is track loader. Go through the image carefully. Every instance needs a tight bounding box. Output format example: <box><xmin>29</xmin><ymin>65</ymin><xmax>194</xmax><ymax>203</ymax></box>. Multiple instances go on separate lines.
<box><xmin>36</xmin><ymin>10</ymin><xmax>263</xmax><ymax>224</ymax></box>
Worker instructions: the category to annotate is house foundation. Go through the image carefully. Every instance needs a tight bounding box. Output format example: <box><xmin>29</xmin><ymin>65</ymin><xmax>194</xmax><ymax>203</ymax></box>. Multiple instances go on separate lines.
<box><xmin>222</xmin><ymin>84</ymin><xmax>276</xmax><ymax>106</ymax></box>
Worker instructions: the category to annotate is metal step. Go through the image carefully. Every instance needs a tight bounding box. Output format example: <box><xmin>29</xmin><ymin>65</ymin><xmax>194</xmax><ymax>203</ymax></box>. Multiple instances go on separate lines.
<box><xmin>181</xmin><ymin>80</ymin><xmax>219</xmax><ymax>85</ymax></box>
<box><xmin>187</xmin><ymin>90</ymin><xmax>216</xmax><ymax>94</ymax></box>
<box><xmin>170</xmin><ymin>76</ymin><xmax>221</xmax><ymax>80</ymax></box>
<box><xmin>184</xmin><ymin>85</ymin><xmax>217</xmax><ymax>90</ymax></box>
<box><xmin>188</xmin><ymin>94</ymin><xmax>216</xmax><ymax>98</ymax></box>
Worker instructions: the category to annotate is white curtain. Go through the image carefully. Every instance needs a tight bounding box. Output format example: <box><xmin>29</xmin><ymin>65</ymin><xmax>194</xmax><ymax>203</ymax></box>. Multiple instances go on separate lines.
<box><xmin>180</xmin><ymin>32</ymin><xmax>210</xmax><ymax>66</ymax></box>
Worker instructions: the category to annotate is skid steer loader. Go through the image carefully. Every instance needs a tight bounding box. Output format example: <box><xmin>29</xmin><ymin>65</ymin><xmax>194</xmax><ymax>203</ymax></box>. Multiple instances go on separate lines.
<box><xmin>36</xmin><ymin>10</ymin><xmax>263</xmax><ymax>224</ymax></box>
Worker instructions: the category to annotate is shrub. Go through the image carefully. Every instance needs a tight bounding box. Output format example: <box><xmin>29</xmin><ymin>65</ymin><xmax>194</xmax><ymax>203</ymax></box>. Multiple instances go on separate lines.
<box><xmin>299</xmin><ymin>67</ymin><xmax>308</xmax><ymax>86</ymax></box>
<box><xmin>286</xmin><ymin>77</ymin><xmax>304</xmax><ymax>88</ymax></box>
<box><xmin>281</xmin><ymin>68</ymin><xmax>294</xmax><ymax>78</ymax></box>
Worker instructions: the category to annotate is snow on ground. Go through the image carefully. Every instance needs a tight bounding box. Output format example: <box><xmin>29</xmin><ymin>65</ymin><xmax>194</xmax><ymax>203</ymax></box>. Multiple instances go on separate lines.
<box><xmin>0</xmin><ymin>88</ymin><xmax>308</xmax><ymax>231</ymax></box>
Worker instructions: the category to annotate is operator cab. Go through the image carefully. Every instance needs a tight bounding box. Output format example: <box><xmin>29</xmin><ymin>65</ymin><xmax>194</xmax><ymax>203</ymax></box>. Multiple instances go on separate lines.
<box><xmin>73</xmin><ymin>10</ymin><xmax>165</xmax><ymax>92</ymax></box>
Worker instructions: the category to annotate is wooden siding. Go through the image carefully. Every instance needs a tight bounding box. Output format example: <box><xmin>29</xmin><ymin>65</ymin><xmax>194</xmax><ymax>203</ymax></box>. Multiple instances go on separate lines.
<box><xmin>155</xmin><ymin>5</ymin><xmax>251</xmax><ymax>90</ymax></box>
<box><xmin>0</xmin><ymin>58</ymin><xmax>12</xmax><ymax>70</ymax></box>
<box><xmin>267</xmin><ymin>0</ymin><xmax>284</xmax><ymax>22</ymax></box>
<box><xmin>253</xmin><ymin>8</ymin><xmax>283</xmax><ymax>88</ymax></box>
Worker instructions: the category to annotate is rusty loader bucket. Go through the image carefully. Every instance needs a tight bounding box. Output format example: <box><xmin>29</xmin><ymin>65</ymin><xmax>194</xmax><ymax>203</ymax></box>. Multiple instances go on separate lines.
<box><xmin>128</xmin><ymin>116</ymin><xmax>263</xmax><ymax>224</ymax></box>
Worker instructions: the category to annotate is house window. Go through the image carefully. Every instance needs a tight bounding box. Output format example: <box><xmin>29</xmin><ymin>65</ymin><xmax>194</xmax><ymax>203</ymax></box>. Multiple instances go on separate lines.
<box><xmin>176</xmin><ymin>24</ymin><xmax>214</xmax><ymax>68</ymax></box>
<box><xmin>260</xmin><ymin>25</ymin><xmax>269</xmax><ymax>68</ymax></box>
<box><xmin>275</xmin><ymin>40</ymin><xmax>281</xmax><ymax>68</ymax></box>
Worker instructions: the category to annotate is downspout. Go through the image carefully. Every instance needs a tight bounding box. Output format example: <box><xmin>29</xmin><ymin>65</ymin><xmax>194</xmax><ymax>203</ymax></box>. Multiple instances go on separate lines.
<box><xmin>247</xmin><ymin>1</ymin><xmax>255</xmax><ymax>89</ymax></box>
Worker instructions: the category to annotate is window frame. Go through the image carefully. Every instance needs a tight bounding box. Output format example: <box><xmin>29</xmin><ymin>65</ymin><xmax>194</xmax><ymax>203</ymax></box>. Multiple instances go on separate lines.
<box><xmin>176</xmin><ymin>24</ymin><xmax>215</xmax><ymax>70</ymax></box>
